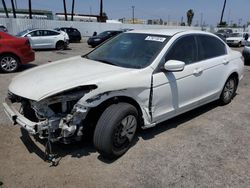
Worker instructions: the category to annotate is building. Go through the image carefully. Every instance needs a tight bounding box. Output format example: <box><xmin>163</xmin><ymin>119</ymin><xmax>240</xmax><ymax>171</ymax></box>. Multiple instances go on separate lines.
<box><xmin>0</xmin><ymin>8</ymin><xmax>53</xmax><ymax>19</ymax></box>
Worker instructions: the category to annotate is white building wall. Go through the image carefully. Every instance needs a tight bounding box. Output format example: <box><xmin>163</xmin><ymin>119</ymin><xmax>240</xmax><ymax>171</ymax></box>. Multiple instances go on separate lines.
<box><xmin>0</xmin><ymin>18</ymin><xmax>201</xmax><ymax>36</ymax></box>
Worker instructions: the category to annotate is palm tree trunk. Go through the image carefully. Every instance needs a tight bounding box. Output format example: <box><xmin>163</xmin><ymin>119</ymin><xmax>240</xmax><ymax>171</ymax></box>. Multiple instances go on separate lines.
<box><xmin>220</xmin><ymin>0</ymin><xmax>227</xmax><ymax>25</ymax></box>
<box><xmin>28</xmin><ymin>0</ymin><xmax>32</xmax><ymax>19</ymax></box>
<box><xmin>2</xmin><ymin>0</ymin><xmax>9</xmax><ymax>18</ymax></box>
<box><xmin>71</xmin><ymin>0</ymin><xmax>75</xmax><ymax>21</ymax></box>
<box><xmin>11</xmin><ymin>0</ymin><xmax>16</xmax><ymax>18</ymax></box>
<box><xmin>99</xmin><ymin>0</ymin><xmax>103</xmax><ymax>22</ymax></box>
<box><xmin>63</xmin><ymin>0</ymin><xmax>67</xmax><ymax>21</ymax></box>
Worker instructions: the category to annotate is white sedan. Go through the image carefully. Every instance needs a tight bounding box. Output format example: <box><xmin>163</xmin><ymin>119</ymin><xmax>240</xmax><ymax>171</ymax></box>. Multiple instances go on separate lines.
<box><xmin>17</xmin><ymin>29</ymin><xmax>69</xmax><ymax>50</ymax></box>
<box><xmin>3</xmin><ymin>29</ymin><xmax>244</xmax><ymax>159</ymax></box>
<box><xmin>226</xmin><ymin>32</ymin><xmax>248</xmax><ymax>47</ymax></box>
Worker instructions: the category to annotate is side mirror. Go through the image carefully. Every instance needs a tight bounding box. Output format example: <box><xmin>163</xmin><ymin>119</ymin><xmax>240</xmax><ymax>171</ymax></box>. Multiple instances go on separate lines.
<box><xmin>163</xmin><ymin>60</ymin><xmax>185</xmax><ymax>72</ymax></box>
<box><xmin>26</xmin><ymin>34</ymin><xmax>31</xmax><ymax>37</ymax></box>
<box><xmin>244</xmin><ymin>34</ymin><xmax>249</xmax><ymax>41</ymax></box>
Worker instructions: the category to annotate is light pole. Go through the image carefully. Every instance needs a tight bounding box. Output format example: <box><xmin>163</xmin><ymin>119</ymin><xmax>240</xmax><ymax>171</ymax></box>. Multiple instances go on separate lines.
<box><xmin>132</xmin><ymin>6</ymin><xmax>135</xmax><ymax>24</ymax></box>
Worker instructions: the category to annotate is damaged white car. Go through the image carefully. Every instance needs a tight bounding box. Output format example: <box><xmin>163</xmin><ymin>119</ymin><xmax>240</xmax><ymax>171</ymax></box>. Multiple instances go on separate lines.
<box><xmin>3</xmin><ymin>29</ymin><xmax>244</xmax><ymax>159</ymax></box>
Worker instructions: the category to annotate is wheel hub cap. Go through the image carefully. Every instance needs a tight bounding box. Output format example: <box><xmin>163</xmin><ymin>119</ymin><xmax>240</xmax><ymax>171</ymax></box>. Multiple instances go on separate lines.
<box><xmin>1</xmin><ymin>57</ymin><xmax>17</xmax><ymax>72</ymax></box>
<box><xmin>223</xmin><ymin>79</ymin><xmax>235</xmax><ymax>100</ymax></box>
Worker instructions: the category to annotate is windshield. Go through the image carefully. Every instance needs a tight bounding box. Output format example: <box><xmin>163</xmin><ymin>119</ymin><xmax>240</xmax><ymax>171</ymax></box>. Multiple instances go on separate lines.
<box><xmin>86</xmin><ymin>33</ymin><xmax>170</xmax><ymax>69</ymax></box>
<box><xmin>16</xmin><ymin>29</ymin><xmax>31</xmax><ymax>36</ymax></box>
<box><xmin>230</xmin><ymin>33</ymin><xmax>243</xmax><ymax>37</ymax></box>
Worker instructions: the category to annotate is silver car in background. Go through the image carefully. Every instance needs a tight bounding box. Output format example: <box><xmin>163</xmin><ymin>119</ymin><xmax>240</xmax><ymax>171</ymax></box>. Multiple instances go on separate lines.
<box><xmin>17</xmin><ymin>29</ymin><xmax>69</xmax><ymax>50</ymax></box>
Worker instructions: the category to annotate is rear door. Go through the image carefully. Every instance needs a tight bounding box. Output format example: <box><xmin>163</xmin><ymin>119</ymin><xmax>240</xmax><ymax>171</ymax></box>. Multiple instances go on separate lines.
<box><xmin>42</xmin><ymin>30</ymin><xmax>60</xmax><ymax>48</ymax></box>
<box><xmin>195</xmin><ymin>34</ymin><xmax>228</xmax><ymax>104</ymax></box>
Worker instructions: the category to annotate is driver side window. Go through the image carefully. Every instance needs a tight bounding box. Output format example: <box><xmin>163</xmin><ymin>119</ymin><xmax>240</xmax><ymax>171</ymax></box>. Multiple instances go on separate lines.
<box><xmin>165</xmin><ymin>35</ymin><xmax>198</xmax><ymax>65</ymax></box>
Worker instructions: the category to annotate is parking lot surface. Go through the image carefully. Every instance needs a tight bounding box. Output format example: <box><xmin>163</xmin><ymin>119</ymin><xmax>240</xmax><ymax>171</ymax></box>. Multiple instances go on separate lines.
<box><xmin>0</xmin><ymin>42</ymin><xmax>250</xmax><ymax>188</ymax></box>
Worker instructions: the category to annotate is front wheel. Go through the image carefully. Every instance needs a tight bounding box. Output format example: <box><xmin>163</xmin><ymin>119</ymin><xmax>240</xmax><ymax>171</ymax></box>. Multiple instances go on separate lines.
<box><xmin>93</xmin><ymin>103</ymin><xmax>138</xmax><ymax>159</ymax></box>
<box><xmin>0</xmin><ymin>55</ymin><xmax>19</xmax><ymax>73</ymax></box>
<box><xmin>220</xmin><ymin>76</ymin><xmax>237</xmax><ymax>105</ymax></box>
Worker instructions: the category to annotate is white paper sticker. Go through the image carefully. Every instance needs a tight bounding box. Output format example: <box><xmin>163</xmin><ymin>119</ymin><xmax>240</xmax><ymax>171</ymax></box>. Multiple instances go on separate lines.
<box><xmin>145</xmin><ymin>36</ymin><xmax>166</xmax><ymax>42</ymax></box>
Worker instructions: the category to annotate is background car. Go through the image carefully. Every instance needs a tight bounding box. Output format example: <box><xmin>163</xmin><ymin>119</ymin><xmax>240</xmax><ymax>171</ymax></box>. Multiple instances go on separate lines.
<box><xmin>214</xmin><ymin>33</ymin><xmax>226</xmax><ymax>42</ymax></box>
<box><xmin>0</xmin><ymin>25</ymin><xmax>8</xmax><ymax>32</ymax></box>
<box><xmin>55</xmin><ymin>27</ymin><xmax>81</xmax><ymax>42</ymax></box>
<box><xmin>87</xmin><ymin>30</ymin><xmax>123</xmax><ymax>47</ymax></box>
<box><xmin>242</xmin><ymin>38</ymin><xmax>250</xmax><ymax>64</ymax></box>
<box><xmin>215</xmin><ymin>28</ymin><xmax>233</xmax><ymax>38</ymax></box>
<box><xmin>226</xmin><ymin>32</ymin><xmax>247</xmax><ymax>47</ymax></box>
<box><xmin>16</xmin><ymin>29</ymin><xmax>69</xmax><ymax>50</ymax></box>
<box><xmin>0</xmin><ymin>31</ymin><xmax>34</xmax><ymax>72</ymax></box>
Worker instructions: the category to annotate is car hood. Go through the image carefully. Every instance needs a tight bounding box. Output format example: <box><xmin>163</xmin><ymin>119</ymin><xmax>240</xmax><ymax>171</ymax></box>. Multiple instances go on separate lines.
<box><xmin>226</xmin><ymin>37</ymin><xmax>242</xmax><ymax>41</ymax></box>
<box><xmin>9</xmin><ymin>56</ymin><xmax>135</xmax><ymax>101</ymax></box>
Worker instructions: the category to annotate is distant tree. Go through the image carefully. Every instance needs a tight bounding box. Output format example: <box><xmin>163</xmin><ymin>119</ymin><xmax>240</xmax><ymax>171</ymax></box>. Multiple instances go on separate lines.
<box><xmin>232</xmin><ymin>23</ymin><xmax>238</xmax><ymax>28</ymax></box>
<box><xmin>219</xmin><ymin>0</ymin><xmax>227</xmax><ymax>26</ymax></box>
<box><xmin>1</xmin><ymin>0</ymin><xmax>9</xmax><ymax>18</ymax></box>
<box><xmin>180</xmin><ymin>22</ymin><xmax>186</xmax><ymax>26</ymax></box>
<box><xmin>217</xmin><ymin>21</ymin><xmax>227</xmax><ymax>27</ymax></box>
<box><xmin>187</xmin><ymin>9</ymin><xmax>194</xmax><ymax>26</ymax></box>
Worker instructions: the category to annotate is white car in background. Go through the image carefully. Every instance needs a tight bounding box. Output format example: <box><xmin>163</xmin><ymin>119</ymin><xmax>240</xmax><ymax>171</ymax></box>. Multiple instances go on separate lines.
<box><xmin>3</xmin><ymin>29</ymin><xmax>244</xmax><ymax>159</ymax></box>
<box><xmin>226</xmin><ymin>32</ymin><xmax>248</xmax><ymax>47</ymax></box>
<box><xmin>17</xmin><ymin>29</ymin><xmax>69</xmax><ymax>50</ymax></box>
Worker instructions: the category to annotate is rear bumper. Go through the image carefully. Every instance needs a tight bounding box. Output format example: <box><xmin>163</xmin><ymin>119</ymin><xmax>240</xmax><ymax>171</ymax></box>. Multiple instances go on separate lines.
<box><xmin>3</xmin><ymin>98</ymin><xmax>44</xmax><ymax>134</ymax></box>
<box><xmin>21</xmin><ymin>50</ymin><xmax>35</xmax><ymax>64</ymax></box>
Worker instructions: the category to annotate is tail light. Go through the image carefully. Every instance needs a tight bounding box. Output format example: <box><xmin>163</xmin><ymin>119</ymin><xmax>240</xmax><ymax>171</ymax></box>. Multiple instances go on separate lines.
<box><xmin>25</xmin><ymin>39</ymin><xmax>31</xmax><ymax>47</ymax></box>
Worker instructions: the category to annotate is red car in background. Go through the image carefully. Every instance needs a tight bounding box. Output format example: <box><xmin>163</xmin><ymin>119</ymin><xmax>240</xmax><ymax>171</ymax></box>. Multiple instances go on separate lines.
<box><xmin>0</xmin><ymin>31</ymin><xmax>35</xmax><ymax>73</ymax></box>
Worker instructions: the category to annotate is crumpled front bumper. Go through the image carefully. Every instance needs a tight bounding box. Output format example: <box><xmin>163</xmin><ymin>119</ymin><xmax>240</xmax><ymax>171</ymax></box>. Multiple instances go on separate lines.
<box><xmin>3</xmin><ymin>98</ymin><xmax>46</xmax><ymax>135</ymax></box>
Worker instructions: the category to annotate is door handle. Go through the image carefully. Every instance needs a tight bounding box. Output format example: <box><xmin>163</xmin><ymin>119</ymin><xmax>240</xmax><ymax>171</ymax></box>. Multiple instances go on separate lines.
<box><xmin>193</xmin><ymin>68</ymin><xmax>203</xmax><ymax>75</ymax></box>
<box><xmin>223</xmin><ymin>59</ymin><xmax>229</xmax><ymax>65</ymax></box>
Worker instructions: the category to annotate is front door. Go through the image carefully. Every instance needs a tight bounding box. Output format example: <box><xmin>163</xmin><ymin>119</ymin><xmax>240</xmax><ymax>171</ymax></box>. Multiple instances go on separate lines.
<box><xmin>152</xmin><ymin>35</ymin><xmax>202</xmax><ymax>123</ymax></box>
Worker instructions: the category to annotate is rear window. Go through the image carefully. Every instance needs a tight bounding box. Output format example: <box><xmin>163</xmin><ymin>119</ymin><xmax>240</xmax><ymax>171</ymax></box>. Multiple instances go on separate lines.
<box><xmin>197</xmin><ymin>35</ymin><xmax>226</xmax><ymax>61</ymax></box>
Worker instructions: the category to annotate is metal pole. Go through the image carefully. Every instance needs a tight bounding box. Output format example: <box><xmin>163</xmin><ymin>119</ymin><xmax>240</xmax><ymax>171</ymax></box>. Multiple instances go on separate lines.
<box><xmin>28</xmin><ymin>0</ymin><xmax>32</xmax><ymax>19</ymax></box>
<box><xmin>100</xmin><ymin>0</ymin><xmax>103</xmax><ymax>22</ymax></box>
<box><xmin>2</xmin><ymin>0</ymin><xmax>9</xmax><ymax>18</ymax></box>
<box><xmin>132</xmin><ymin>6</ymin><xmax>135</xmax><ymax>24</ymax></box>
<box><xmin>11</xmin><ymin>0</ymin><xmax>16</xmax><ymax>18</ymax></box>
<box><xmin>71</xmin><ymin>0</ymin><xmax>75</xmax><ymax>21</ymax></box>
<box><xmin>63</xmin><ymin>0</ymin><xmax>67</xmax><ymax>21</ymax></box>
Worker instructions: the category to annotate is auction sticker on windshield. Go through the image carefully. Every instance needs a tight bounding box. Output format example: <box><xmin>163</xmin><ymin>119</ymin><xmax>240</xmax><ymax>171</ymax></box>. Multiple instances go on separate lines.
<box><xmin>145</xmin><ymin>36</ymin><xmax>166</xmax><ymax>42</ymax></box>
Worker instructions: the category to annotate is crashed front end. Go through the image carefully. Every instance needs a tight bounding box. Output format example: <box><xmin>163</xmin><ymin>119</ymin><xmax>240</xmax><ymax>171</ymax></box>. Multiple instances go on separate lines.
<box><xmin>3</xmin><ymin>85</ymin><xmax>96</xmax><ymax>144</ymax></box>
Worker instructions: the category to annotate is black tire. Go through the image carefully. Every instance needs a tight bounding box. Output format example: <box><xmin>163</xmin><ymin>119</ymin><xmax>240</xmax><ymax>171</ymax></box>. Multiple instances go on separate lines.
<box><xmin>219</xmin><ymin>76</ymin><xmax>237</xmax><ymax>105</ymax></box>
<box><xmin>56</xmin><ymin>41</ymin><xmax>65</xmax><ymax>50</ymax></box>
<box><xmin>93</xmin><ymin>103</ymin><xmax>138</xmax><ymax>159</ymax></box>
<box><xmin>0</xmin><ymin>54</ymin><xmax>19</xmax><ymax>73</ymax></box>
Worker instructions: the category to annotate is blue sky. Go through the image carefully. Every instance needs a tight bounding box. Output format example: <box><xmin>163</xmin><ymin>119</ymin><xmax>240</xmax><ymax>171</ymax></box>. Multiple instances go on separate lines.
<box><xmin>2</xmin><ymin>0</ymin><xmax>249</xmax><ymax>26</ymax></box>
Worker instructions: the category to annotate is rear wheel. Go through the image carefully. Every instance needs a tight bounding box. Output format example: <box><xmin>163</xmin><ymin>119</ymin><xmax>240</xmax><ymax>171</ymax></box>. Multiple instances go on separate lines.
<box><xmin>93</xmin><ymin>103</ymin><xmax>138</xmax><ymax>159</ymax></box>
<box><xmin>0</xmin><ymin>55</ymin><xmax>19</xmax><ymax>73</ymax></box>
<box><xmin>220</xmin><ymin>76</ymin><xmax>237</xmax><ymax>105</ymax></box>
<box><xmin>56</xmin><ymin>41</ymin><xmax>65</xmax><ymax>50</ymax></box>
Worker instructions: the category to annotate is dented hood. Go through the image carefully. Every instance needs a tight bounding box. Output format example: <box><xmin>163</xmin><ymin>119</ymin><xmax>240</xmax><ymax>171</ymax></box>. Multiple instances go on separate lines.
<box><xmin>9</xmin><ymin>56</ymin><xmax>134</xmax><ymax>101</ymax></box>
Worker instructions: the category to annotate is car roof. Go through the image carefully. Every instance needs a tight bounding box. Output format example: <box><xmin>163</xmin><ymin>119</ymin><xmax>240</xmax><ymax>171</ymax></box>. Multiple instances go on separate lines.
<box><xmin>128</xmin><ymin>29</ymin><xmax>210</xmax><ymax>36</ymax></box>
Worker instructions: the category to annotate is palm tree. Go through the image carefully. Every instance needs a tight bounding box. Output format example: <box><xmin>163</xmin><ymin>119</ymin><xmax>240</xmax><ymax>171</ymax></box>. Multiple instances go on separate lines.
<box><xmin>28</xmin><ymin>0</ymin><xmax>32</xmax><ymax>19</ymax></box>
<box><xmin>187</xmin><ymin>9</ymin><xmax>194</xmax><ymax>26</ymax></box>
<box><xmin>99</xmin><ymin>0</ymin><xmax>103</xmax><ymax>22</ymax></box>
<box><xmin>71</xmin><ymin>0</ymin><xmax>75</xmax><ymax>21</ymax></box>
<box><xmin>1</xmin><ymin>0</ymin><xmax>9</xmax><ymax>18</ymax></box>
<box><xmin>63</xmin><ymin>0</ymin><xmax>67</xmax><ymax>21</ymax></box>
<box><xmin>219</xmin><ymin>0</ymin><xmax>227</xmax><ymax>25</ymax></box>
<box><xmin>11</xmin><ymin>0</ymin><xmax>16</xmax><ymax>18</ymax></box>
